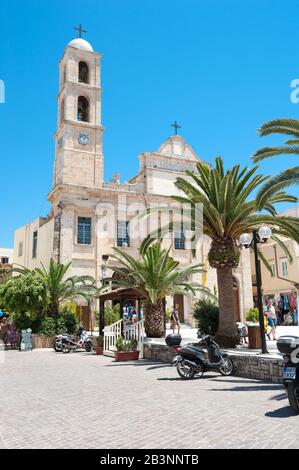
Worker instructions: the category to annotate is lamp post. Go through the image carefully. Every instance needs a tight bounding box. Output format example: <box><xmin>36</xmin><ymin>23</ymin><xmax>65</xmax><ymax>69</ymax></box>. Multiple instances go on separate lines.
<box><xmin>240</xmin><ymin>226</ymin><xmax>272</xmax><ymax>354</ymax></box>
<box><xmin>99</xmin><ymin>255</ymin><xmax>109</xmax><ymax>337</ymax></box>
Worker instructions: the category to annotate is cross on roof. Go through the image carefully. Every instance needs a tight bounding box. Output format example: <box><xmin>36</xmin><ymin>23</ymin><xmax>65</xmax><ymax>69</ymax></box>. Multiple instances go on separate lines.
<box><xmin>74</xmin><ymin>24</ymin><xmax>87</xmax><ymax>38</ymax></box>
<box><xmin>171</xmin><ymin>120</ymin><xmax>181</xmax><ymax>135</ymax></box>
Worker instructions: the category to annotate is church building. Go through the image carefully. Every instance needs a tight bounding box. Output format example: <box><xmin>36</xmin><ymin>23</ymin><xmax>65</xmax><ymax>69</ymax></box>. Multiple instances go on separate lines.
<box><xmin>13</xmin><ymin>34</ymin><xmax>253</xmax><ymax>326</ymax></box>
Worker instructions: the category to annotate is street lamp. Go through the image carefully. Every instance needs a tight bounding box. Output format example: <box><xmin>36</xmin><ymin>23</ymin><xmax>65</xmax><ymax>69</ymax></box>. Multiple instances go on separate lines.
<box><xmin>240</xmin><ymin>226</ymin><xmax>272</xmax><ymax>354</ymax></box>
<box><xmin>99</xmin><ymin>255</ymin><xmax>109</xmax><ymax>337</ymax></box>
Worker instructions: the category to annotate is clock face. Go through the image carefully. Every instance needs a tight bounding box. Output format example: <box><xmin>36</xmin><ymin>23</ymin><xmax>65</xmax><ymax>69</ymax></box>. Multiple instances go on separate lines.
<box><xmin>78</xmin><ymin>133</ymin><xmax>89</xmax><ymax>145</ymax></box>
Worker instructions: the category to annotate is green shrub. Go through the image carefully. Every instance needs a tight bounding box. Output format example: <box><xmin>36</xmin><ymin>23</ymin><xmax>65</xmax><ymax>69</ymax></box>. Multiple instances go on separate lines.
<box><xmin>192</xmin><ymin>298</ymin><xmax>219</xmax><ymax>336</ymax></box>
<box><xmin>115</xmin><ymin>337</ymin><xmax>137</xmax><ymax>351</ymax></box>
<box><xmin>56</xmin><ymin>317</ymin><xmax>68</xmax><ymax>333</ymax></box>
<box><xmin>115</xmin><ymin>337</ymin><xmax>125</xmax><ymax>351</ymax></box>
<box><xmin>60</xmin><ymin>301</ymin><xmax>78</xmax><ymax>316</ymax></box>
<box><xmin>130</xmin><ymin>338</ymin><xmax>138</xmax><ymax>351</ymax></box>
<box><xmin>60</xmin><ymin>311</ymin><xmax>78</xmax><ymax>333</ymax></box>
<box><xmin>40</xmin><ymin>316</ymin><xmax>57</xmax><ymax>336</ymax></box>
<box><xmin>245</xmin><ymin>307</ymin><xmax>259</xmax><ymax>323</ymax></box>
<box><xmin>104</xmin><ymin>304</ymin><xmax>120</xmax><ymax>326</ymax></box>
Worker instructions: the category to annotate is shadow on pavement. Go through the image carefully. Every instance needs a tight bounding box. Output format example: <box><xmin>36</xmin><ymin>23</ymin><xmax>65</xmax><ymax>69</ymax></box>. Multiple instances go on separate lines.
<box><xmin>210</xmin><ymin>377</ymin><xmax>265</xmax><ymax>384</ymax></box>
<box><xmin>210</xmin><ymin>384</ymin><xmax>283</xmax><ymax>392</ymax></box>
<box><xmin>157</xmin><ymin>376</ymin><xmax>202</xmax><ymax>381</ymax></box>
<box><xmin>269</xmin><ymin>392</ymin><xmax>287</xmax><ymax>401</ymax></box>
<box><xmin>265</xmin><ymin>406</ymin><xmax>297</xmax><ymax>418</ymax></box>
<box><xmin>103</xmin><ymin>361</ymin><xmax>170</xmax><ymax>370</ymax></box>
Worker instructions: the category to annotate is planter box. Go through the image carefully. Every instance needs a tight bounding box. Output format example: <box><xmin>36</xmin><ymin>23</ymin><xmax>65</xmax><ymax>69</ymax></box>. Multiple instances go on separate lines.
<box><xmin>247</xmin><ymin>324</ymin><xmax>261</xmax><ymax>349</ymax></box>
<box><xmin>96</xmin><ymin>346</ymin><xmax>104</xmax><ymax>355</ymax></box>
<box><xmin>32</xmin><ymin>334</ymin><xmax>54</xmax><ymax>349</ymax></box>
<box><xmin>114</xmin><ymin>351</ymin><xmax>140</xmax><ymax>361</ymax></box>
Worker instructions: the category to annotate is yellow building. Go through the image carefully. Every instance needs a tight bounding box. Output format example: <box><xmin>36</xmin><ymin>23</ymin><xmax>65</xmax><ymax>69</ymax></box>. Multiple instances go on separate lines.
<box><xmin>250</xmin><ymin>207</ymin><xmax>299</xmax><ymax>323</ymax></box>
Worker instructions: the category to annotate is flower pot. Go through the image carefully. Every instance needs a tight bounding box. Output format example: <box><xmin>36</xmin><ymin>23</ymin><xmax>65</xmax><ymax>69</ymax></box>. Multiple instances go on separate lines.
<box><xmin>114</xmin><ymin>350</ymin><xmax>140</xmax><ymax>361</ymax></box>
<box><xmin>96</xmin><ymin>346</ymin><xmax>103</xmax><ymax>355</ymax></box>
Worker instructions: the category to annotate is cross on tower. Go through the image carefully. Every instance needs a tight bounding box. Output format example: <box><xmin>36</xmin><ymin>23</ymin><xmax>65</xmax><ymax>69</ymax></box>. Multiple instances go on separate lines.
<box><xmin>74</xmin><ymin>24</ymin><xmax>87</xmax><ymax>38</ymax></box>
<box><xmin>171</xmin><ymin>120</ymin><xmax>181</xmax><ymax>135</ymax></box>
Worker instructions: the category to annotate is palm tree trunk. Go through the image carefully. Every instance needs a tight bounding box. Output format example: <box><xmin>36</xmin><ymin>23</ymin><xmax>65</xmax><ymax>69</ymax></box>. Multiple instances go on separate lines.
<box><xmin>144</xmin><ymin>302</ymin><xmax>165</xmax><ymax>338</ymax></box>
<box><xmin>215</xmin><ymin>267</ymin><xmax>239</xmax><ymax>347</ymax></box>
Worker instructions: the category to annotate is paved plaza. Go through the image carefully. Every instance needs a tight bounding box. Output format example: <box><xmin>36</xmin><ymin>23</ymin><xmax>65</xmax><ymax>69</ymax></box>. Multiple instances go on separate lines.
<box><xmin>1</xmin><ymin>348</ymin><xmax>299</xmax><ymax>449</ymax></box>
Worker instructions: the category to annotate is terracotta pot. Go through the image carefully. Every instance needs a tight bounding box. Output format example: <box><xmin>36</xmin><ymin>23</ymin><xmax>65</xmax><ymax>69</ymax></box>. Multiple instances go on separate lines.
<box><xmin>114</xmin><ymin>351</ymin><xmax>140</xmax><ymax>361</ymax></box>
<box><xmin>96</xmin><ymin>346</ymin><xmax>104</xmax><ymax>355</ymax></box>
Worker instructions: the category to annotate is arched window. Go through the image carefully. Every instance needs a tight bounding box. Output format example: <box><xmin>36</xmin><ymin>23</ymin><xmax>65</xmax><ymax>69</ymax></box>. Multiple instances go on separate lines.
<box><xmin>79</xmin><ymin>61</ymin><xmax>89</xmax><ymax>84</ymax></box>
<box><xmin>60</xmin><ymin>98</ymin><xmax>65</xmax><ymax>123</ymax></box>
<box><xmin>63</xmin><ymin>65</ymin><xmax>66</xmax><ymax>83</ymax></box>
<box><xmin>77</xmin><ymin>96</ymin><xmax>89</xmax><ymax>122</ymax></box>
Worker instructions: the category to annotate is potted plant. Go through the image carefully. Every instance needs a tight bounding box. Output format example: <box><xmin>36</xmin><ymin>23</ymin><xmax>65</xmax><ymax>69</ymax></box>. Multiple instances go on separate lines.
<box><xmin>114</xmin><ymin>337</ymin><xmax>139</xmax><ymax>361</ymax></box>
<box><xmin>95</xmin><ymin>335</ymin><xmax>104</xmax><ymax>355</ymax></box>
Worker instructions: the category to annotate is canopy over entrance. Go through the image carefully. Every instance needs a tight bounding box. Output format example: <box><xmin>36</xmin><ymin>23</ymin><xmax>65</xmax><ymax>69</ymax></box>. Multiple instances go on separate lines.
<box><xmin>98</xmin><ymin>288</ymin><xmax>147</xmax><ymax>335</ymax></box>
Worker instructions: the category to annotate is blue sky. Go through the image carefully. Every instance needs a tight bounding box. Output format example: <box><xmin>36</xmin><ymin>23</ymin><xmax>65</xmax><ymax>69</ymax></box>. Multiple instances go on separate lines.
<box><xmin>1</xmin><ymin>0</ymin><xmax>299</xmax><ymax>247</ymax></box>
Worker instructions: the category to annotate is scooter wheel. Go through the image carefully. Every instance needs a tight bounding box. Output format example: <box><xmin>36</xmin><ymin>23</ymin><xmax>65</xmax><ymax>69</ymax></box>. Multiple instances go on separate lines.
<box><xmin>84</xmin><ymin>340</ymin><xmax>93</xmax><ymax>352</ymax></box>
<box><xmin>177</xmin><ymin>361</ymin><xmax>196</xmax><ymax>380</ymax></box>
<box><xmin>287</xmin><ymin>382</ymin><xmax>299</xmax><ymax>414</ymax></box>
<box><xmin>53</xmin><ymin>340</ymin><xmax>62</xmax><ymax>352</ymax></box>
<box><xmin>219</xmin><ymin>357</ymin><xmax>234</xmax><ymax>376</ymax></box>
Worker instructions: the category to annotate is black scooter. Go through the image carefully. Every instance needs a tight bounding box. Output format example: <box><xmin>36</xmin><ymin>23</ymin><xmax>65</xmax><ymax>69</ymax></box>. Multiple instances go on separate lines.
<box><xmin>277</xmin><ymin>336</ymin><xmax>299</xmax><ymax>414</ymax></box>
<box><xmin>166</xmin><ymin>334</ymin><xmax>234</xmax><ymax>380</ymax></box>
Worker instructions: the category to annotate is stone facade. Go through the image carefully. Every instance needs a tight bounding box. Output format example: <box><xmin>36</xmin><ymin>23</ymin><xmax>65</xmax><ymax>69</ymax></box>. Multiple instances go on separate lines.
<box><xmin>13</xmin><ymin>36</ymin><xmax>254</xmax><ymax>322</ymax></box>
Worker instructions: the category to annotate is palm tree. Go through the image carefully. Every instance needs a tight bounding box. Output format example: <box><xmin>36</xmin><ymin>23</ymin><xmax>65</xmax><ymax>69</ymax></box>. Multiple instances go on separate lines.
<box><xmin>252</xmin><ymin>118</ymin><xmax>299</xmax><ymax>206</ymax></box>
<box><xmin>104</xmin><ymin>239</ymin><xmax>207</xmax><ymax>338</ymax></box>
<box><xmin>12</xmin><ymin>258</ymin><xmax>97</xmax><ymax>317</ymax></box>
<box><xmin>172</xmin><ymin>157</ymin><xmax>299</xmax><ymax>347</ymax></box>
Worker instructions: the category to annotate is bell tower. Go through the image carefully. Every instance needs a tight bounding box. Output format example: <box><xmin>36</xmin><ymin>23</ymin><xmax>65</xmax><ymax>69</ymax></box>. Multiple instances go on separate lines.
<box><xmin>53</xmin><ymin>31</ymin><xmax>104</xmax><ymax>188</ymax></box>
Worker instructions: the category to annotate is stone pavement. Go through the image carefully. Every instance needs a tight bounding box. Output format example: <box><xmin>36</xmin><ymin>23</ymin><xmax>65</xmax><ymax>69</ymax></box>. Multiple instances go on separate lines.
<box><xmin>0</xmin><ymin>348</ymin><xmax>299</xmax><ymax>449</ymax></box>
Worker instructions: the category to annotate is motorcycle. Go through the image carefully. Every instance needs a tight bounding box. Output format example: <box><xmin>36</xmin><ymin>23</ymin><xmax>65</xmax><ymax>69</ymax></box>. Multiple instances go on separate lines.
<box><xmin>277</xmin><ymin>335</ymin><xmax>299</xmax><ymax>414</ymax></box>
<box><xmin>54</xmin><ymin>328</ymin><xmax>93</xmax><ymax>353</ymax></box>
<box><xmin>53</xmin><ymin>332</ymin><xmax>78</xmax><ymax>352</ymax></box>
<box><xmin>165</xmin><ymin>334</ymin><xmax>234</xmax><ymax>380</ymax></box>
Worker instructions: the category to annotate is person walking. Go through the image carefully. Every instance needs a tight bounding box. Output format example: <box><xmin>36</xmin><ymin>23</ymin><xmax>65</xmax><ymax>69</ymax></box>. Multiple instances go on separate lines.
<box><xmin>0</xmin><ymin>317</ymin><xmax>9</xmax><ymax>349</ymax></box>
<box><xmin>8</xmin><ymin>320</ymin><xmax>18</xmax><ymax>350</ymax></box>
<box><xmin>171</xmin><ymin>304</ymin><xmax>181</xmax><ymax>335</ymax></box>
<box><xmin>266</xmin><ymin>300</ymin><xmax>277</xmax><ymax>341</ymax></box>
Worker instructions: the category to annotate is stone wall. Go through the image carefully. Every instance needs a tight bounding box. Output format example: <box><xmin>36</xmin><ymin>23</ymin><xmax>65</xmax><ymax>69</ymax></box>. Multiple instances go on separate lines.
<box><xmin>144</xmin><ymin>343</ymin><xmax>284</xmax><ymax>384</ymax></box>
<box><xmin>32</xmin><ymin>334</ymin><xmax>54</xmax><ymax>349</ymax></box>
<box><xmin>229</xmin><ymin>354</ymin><xmax>283</xmax><ymax>384</ymax></box>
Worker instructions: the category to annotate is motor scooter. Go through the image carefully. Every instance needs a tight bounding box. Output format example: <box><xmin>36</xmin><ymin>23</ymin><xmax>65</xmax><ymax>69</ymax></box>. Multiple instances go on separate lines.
<box><xmin>277</xmin><ymin>335</ymin><xmax>299</xmax><ymax>414</ymax></box>
<box><xmin>165</xmin><ymin>334</ymin><xmax>234</xmax><ymax>380</ymax></box>
<box><xmin>55</xmin><ymin>328</ymin><xmax>93</xmax><ymax>353</ymax></box>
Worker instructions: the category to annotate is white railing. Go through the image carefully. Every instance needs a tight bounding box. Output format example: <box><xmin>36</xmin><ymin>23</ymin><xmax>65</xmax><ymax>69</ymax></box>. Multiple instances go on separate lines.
<box><xmin>124</xmin><ymin>320</ymin><xmax>145</xmax><ymax>359</ymax></box>
<box><xmin>103</xmin><ymin>319</ymin><xmax>122</xmax><ymax>356</ymax></box>
<box><xmin>103</xmin><ymin>318</ymin><xmax>145</xmax><ymax>358</ymax></box>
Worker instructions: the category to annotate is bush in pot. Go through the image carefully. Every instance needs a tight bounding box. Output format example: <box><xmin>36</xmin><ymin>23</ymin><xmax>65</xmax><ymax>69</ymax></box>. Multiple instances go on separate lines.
<box><xmin>245</xmin><ymin>307</ymin><xmax>259</xmax><ymax>324</ymax></box>
<box><xmin>114</xmin><ymin>337</ymin><xmax>139</xmax><ymax>361</ymax></box>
